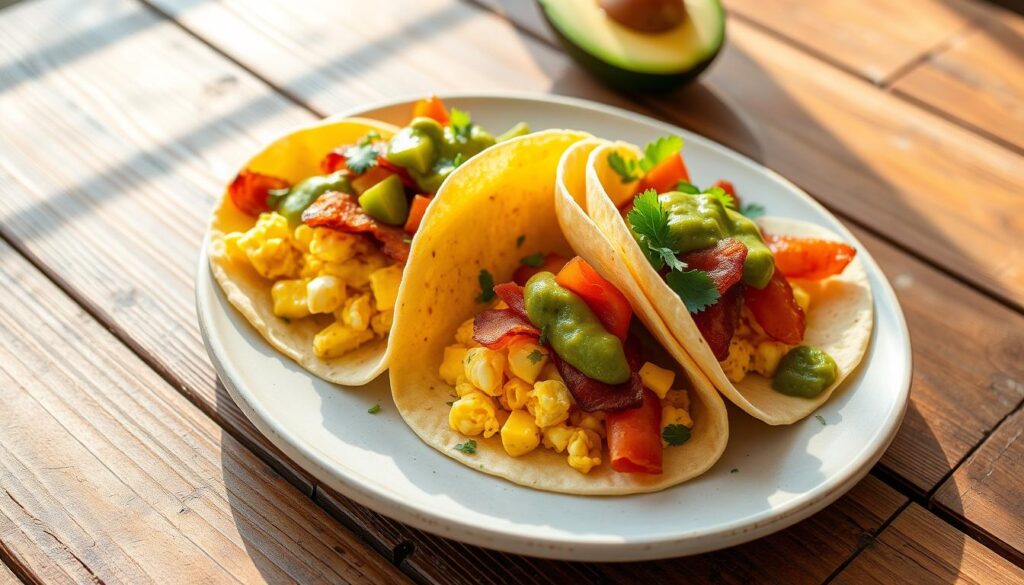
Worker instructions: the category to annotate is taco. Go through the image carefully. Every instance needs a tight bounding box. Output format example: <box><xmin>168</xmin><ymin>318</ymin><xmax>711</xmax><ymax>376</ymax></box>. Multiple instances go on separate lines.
<box><xmin>388</xmin><ymin>132</ymin><xmax>728</xmax><ymax>494</ymax></box>
<box><xmin>585</xmin><ymin>139</ymin><xmax>873</xmax><ymax>425</ymax></box>
<box><xmin>207</xmin><ymin>97</ymin><xmax>529</xmax><ymax>385</ymax></box>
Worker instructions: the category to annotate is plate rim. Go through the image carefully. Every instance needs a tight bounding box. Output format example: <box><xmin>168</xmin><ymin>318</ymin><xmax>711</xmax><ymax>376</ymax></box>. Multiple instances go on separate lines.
<box><xmin>196</xmin><ymin>91</ymin><xmax>912</xmax><ymax>561</ymax></box>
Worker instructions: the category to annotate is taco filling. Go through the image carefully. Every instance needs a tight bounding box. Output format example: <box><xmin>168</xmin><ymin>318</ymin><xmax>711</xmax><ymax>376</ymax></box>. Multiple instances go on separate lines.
<box><xmin>606</xmin><ymin>137</ymin><xmax>857</xmax><ymax>398</ymax></box>
<box><xmin>217</xmin><ymin>96</ymin><xmax>528</xmax><ymax>360</ymax></box>
<box><xmin>439</xmin><ymin>256</ymin><xmax>695</xmax><ymax>475</ymax></box>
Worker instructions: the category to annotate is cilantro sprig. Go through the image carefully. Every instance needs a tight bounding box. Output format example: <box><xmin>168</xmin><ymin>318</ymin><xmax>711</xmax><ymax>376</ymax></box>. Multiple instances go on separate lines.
<box><xmin>527</xmin><ymin>349</ymin><xmax>544</xmax><ymax>364</ymax></box>
<box><xmin>520</xmin><ymin>253</ymin><xmax>544</xmax><ymax>267</ymax></box>
<box><xmin>449</xmin><ymin>108</ymin><xmax>473</xmax><ymax>140</ymax></box>
<box><xmin>662</xmin><ymin>424</ymin><xmax>691</xmax><ymax>446</ymax></box>
<box><xmin>476</xmin><ymin>269</ymin><xmax>495</xmax><ymax>303</ymax></box>
<box><xmin>740</xmin><ymin>202</ymin><xmax>765</xmax><ymax>219</ymax></box>
<box><xmin>607</xmin><ymin>135</ymin><xmax>684</xmax><ymax>183</ymax></box>
<box><xmin>454</xmin><ymin>440</ymin><xmax>477</xmax><ymax>454</ymax></box>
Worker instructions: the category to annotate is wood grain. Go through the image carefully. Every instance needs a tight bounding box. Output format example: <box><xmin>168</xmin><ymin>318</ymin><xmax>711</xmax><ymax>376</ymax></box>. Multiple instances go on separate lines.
<box><xmin>891</xmin><ymin>9</ymin><xmax>1024</xmax><ymax>153</ymax></box>
<box><xmin>0</xmin><ymin>564</ymin><xmax>20</xmax><ymax>585</ymax></box>
<box><xmin>933</xmin><ymin>406</ymin><xmax>1024</xmax><ymax>566</ymax></box>
<box><xmin>833</xmin><ymin>504</ymin><xmax>1024</xmax><ymax>584</ymax></box>
<box><xmin>318</xmin><ymin>475</ymin><xmax>904</xmax><ymax>585</ymax></box>
<box><xmin>0</xmin><ymin>240</ymin><xmax>408</xmax><ymax>584</ymax></box>
<box><xmin>724</xmin><ymin>0</ymin><xmax>984</xmax><ymax>84</ymax></box>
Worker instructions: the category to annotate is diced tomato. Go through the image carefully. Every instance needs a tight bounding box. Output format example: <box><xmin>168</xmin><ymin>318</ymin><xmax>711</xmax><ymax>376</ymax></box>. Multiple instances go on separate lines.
<box><xmin>512</xmin><ymin>254</ymin><xmax>569</xmax><ymax>286</ymax></box>
<box><xmin>606</xmin><ymin>389</ymin><xmax>663</xmax><ymax>474</ymax></box>
<box><xmin>555</xmin><ymin>257</ymin><xmax>632</xmax><ymax>341</ymax></box>
<box><xmin>228</xmin><ymin>170</ymin><xmax>289</xmax><ymax>216</ymax></box>
<box><xmin>692</xmin><ymin>285</ymin><xmax>743</xmax><ymax>360</ymax></box>
<box><xmin>680</xmin><ymin>238</ymin><xmax>748</xmax><ymax>295</ymax></box>
<box><xmin>403</xmin><ymin>195</ymin><xmax>432</xmax><ymax>235</ymax></box>
<box><xmin>637</xmin><ymin>152</ymin><xmax>690</xmax><ymax>194</ymax></box>
<box><xmin>743</xmin><ymin>268</ymin><xmax>806</xmax><ymax>345</ymax></box>
<box><xmin>713</xmin><ymin>179</ymin><xmax>740</xmax><ymax>208</ymax></box>
<box><xmin>411</xmin><ymin>95</ymin><xmax>449</xmax><ymax>125</ymax></box>
<box><xmin>321</xmin><ymin>149</ymin><xmax>347</xmax><ymax>174</ymax></box>
<box><xmin>765</xmin><ymin>234</ymin><xmax>856</xmax><ymax>280</ymax></box>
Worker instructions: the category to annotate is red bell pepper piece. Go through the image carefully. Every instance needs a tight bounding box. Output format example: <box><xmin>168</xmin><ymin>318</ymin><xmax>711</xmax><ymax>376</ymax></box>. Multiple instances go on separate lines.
<box><xmin>765</xmin><ymin>234</ymin><xmax>856</xmax><ymax>280</ymax></box>
<box><xmin>637</xmin><ymin>152</ymin><xmax>690</xmax><ymax>194</ymax></box>
<box><xmin>403</xmin><ymin>195</ymin><xmax>432</xmax><ymax>235</ymax></box>
<box><xmin>743</xmin><ymin>268</ymin><xmax>806</xmax><ymax>345</ymax></box>
<box><xmin>228</xmin><ymin>170</ymin><xmax>289</xmax><ymax>216</ymax></box>
<box><xmin>606</xmin><ymin>389</ymin><xmax>663</xmax><ymax>474</ymax></box>
<box><xmin>555</xmin><ymin>257</ymin><xmax>632</xmax><ymax>341</ymax></box>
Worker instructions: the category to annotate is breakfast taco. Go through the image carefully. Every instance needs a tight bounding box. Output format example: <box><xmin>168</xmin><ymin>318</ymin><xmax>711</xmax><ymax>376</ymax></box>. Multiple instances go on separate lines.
<box><xmin>584</xmin><ymin>139</ymin><xmax>873</xmax><ymax>425</ymax></box>
<box><xmin>207</xmin><ymin>97</ymin><xmax>529</xmax><ymax>385</ymax></box>
<box><xmin>388</xmin><ymin>133</ymin><xmax>728</xmax><ymax>494</ymax></box>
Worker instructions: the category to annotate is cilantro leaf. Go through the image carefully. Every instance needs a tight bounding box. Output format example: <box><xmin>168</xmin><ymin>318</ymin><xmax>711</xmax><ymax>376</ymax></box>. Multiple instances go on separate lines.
<box><xmin>452</xmin><ymin>152</ymin><xmax>465</xmax><ymax>168</ymax></box>
<box><xmin>449</xmin><ymin>108</ymin><xmax>472</xmax><ymax>139</ymax></box>
<box><xmin>358</xmin><ymin>131</ymin><xmax>382</xmax><ymax>147</ymax></box>
<box><xmin>662</xmin><ymin>424</ymin><xmax>691</xmax><ymax>446</ymax></box>
<box><xmin>367</xmin><ymin>404</ymin><xmax>381</xmax><ymax>414</ymax></box>
<box><xmin>704</xmin><ymin>186</ymin><xmax>736</xmax><ymax>210</ymax></box>
<box><xmin>453</xmin><ymin>440</ymin><xmax>477</xmax><ymax>454</ymax></box>
<box><xmin>607</xmin><ymin>151</ymin><xmax>641</xmax><ymax>183</ymax></box>
<box><xmin>476</xmin><ymin>269</ymin><xmax>495</xmax><ymax>303</ymax></box>
<box><xmin>343</xmin><ymin>142</ymin><xmax>379</xmax><ymax>174</ymax></box>
<box><xmin>627</xmin><ymin>189</ymin><xmax>685</xmax><ymax>272</ymax></box>
<box><xmin>666</xmin><ymin>269</ymin><xmax>720</xmax><ymax>313</ymax></box>
<box><xmin>527</xmin><ymin>349</ymin><xmax>544</xmax><ymax>364</ymax></box>
<box><xmin>740</xmin><ymin>202</ymin><xmax>766</xmax><ymax>219</ymax></box>
<box><xmin>516</xmin><ymin>234</ymin><xmax>526</xmax><ymax>248</ymax></box>
<box><xmin>520</xmin><ymin>253</ymin><xmax>544</xmax><ymax>267</ymax></box>
<box><xmin>674</xmin><ymin>180</ymin><xmax>700</xmax><ymax>194</ymax></box>
<box><xmin>640</xmin><ymin>135</ymin><xmax>683</xmax><ymax>172</ymax></box>
<box><xmin>730</xmin><ymin>468</ymin><xmax>739</xmax><ymax>474</ymax></box>
<box><xmin>538</xmin><ymin>324</ymin><xmax>550</xmax><ymax>347</ymax></box>
<box><xmin>815</xmin><ymin>415</ymin><xmax>827</xmax><ymax>426</ymax></box>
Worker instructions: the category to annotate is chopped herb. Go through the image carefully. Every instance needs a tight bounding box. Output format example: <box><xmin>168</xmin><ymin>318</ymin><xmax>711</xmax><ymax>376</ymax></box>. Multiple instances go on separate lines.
<box><xmin>627</xmin><ymin>190</ymin><xmax>685</xmax><ymax>272</ymax></box>
<box><xmin>662</xmin><ymin>424</ymin><xmax>692</xmax><ymax>446</ymax></box>
<box><xmin>527</xmin><ymin>349</ymin><xmax>544</xmax><ymax>364</ymax></box>
<box><xmin>449</xmin><ymin>108</ymin><xmax>473</xmax><ymax>139</ymax></box>
<box><xmin>607</xmin><ymin>151</ymin><xmax>641</xmax><ymax>183</ymax></box>
<box><xmin>640</xmin><ymin>135</ymin><xmax>683</xmax><ymax>172</ymax></box>
<box><xmin>704</xmin><ymin>186</ymin><xmax>736</xmax><ymax>210</ymax></box>
<box><xmin>666</xmin><ymin>269</ymin><xmax>720</xmax><ymax>313</ymax></box>
<box><xmin>479</xmin><ymin>464</ymin><xmax>485</xmax><ymax>469</ymax></box>
<box><xmin>516</xmin><ymin>235</ymin><xmax>526</xmax><ymax>248</ymax></box>
<box><xmin>367</xmin><ymin>404</ymin><xmax>381</xmax><ymax>414</ymax></box>
<box><xmin>520</xmin><ymin>253</ymin><xmax>544</xmax><ymax>267</ymax></box>
<box><xmin>730</xmin><ymin>468</ymin><xmax>739</xmax><ymax>474</ymax></box>
<box><xmin>445</xmin><ymin>400</ymin><xmax>455</xmax><ymax>407</ymax></box>
<box><xmin>452</xmin><ymin>152</ymin><xmax>466</xmax><ymax>168</ymax></box>
<box><xmin>342</xmin><ymin>142</ymin><xmax>379</xmax><ymax>174</ymax></box>
<box><xmin>358</xmin><ymin>131</ymin><xmax>382</xmax><ymax>146</ymax></box>
<box><xmin>674</xmin><ymin>180</ymin><xmax>700</xmax><ymax>194</ymax></box>
<box><xmin>538</xmin><ymin>323</ymin><xmax>550</xmax><ymax>347</ymax></box>
<box><xmin>740</xmin><ymin>202</ymin><xmax>766</xmax><ymax>219</ymax></box>
<box><xmin>475</xmin><ymin>269</ymin><xmax>495</xmax><ymax>303</ymax></box>
<box><xmin>454</xmin><ymin>440</ymin><xmax>477</xmax><ymax>454</ymax></box>
<box><xmin>815</xmin><ymin>415</ymin><xmax>827</xmax><ymax>426</ymax></box>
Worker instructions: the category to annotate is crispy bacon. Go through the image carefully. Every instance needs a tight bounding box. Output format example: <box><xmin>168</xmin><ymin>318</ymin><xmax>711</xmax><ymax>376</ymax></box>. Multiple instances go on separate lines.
<box><xmin>493</xmin><ymin>282</ymin><xmax>529</xmax><ymax>319</ymax></box>
<box><xmin>228</xmin><ymin>170</ymin><xmax>289</xmax><ymax>216</ymax></box>
<box><xmin>744</xmin><ymin>268</ymin><xmax>805</xmax><ymax>345</ymax></box>
<box><xmin>552</xmin><ymin>342</ymin><xmax>644</xmax><ymax>412</ymax></box>
<box><xmin>473</xmin><ymin>283</ymin><xmax>538</xmax><ymax>349</ymax></box>
<box><xmin>692</xmin><ymin>285</ymin><xmax>743</xmax><ymax>360</ymax></box>
<box><xmin>301</xmin><ymin>191</ymin><xmax>411</xmax><ymax>263</ymax></box>
<box><xmin>680</xmin><ymin>238</ymin><xmax>748</xmax><ymax>295</ymax></box>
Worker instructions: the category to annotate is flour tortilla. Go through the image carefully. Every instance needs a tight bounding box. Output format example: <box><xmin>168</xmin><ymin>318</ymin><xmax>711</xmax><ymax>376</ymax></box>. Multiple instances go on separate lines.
<box><xmin>388</xmin><ymin>133</ymin><xmax>729</xmax><ymax>494</ymax></box>
<box><xmin>586</xmin><ymin>142</ymin><xmax>873</xmax><ymax>425</ymax></box>
<box><xmin>208</xmin><ymin>117</ymin><xmax>400</xmax><ymax>386</ymax></box>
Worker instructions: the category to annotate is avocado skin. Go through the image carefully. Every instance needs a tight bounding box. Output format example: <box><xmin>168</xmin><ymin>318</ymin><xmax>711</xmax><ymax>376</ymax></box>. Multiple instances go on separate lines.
<box><xmin>539</xmin><ymin>3</ymin><xmax>724</xmax><ymax>92</ymax></box>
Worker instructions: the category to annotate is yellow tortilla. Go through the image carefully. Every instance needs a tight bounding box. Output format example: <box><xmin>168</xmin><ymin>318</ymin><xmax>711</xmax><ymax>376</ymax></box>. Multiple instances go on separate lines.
<box><xmin>388</xmin><ymin>132</ymin><xmax>729</xmax><ymax>494</ymax></box>
<box><xmin>208</xmin><ymin>117</ymin><xmax>400</xmax><ymax>386</ymax></box>
<box><xmin>587</xmin><ymin>142</ymin><xmax>873</xmax><ymax>425</ymax></box>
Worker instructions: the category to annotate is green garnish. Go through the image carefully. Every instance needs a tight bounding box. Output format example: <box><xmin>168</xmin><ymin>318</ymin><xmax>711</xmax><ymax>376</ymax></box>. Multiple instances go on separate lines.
<box><xmin>446</xmin><ymin>400</ymin><xmax>455</xmax><ymax>407</ymax></box>
<box><xmin>343</xmin><ymin>142</ymin><xmax>379</xmax><ymax>174</ymax></box>
<box><xmin>359</xmin><ymin>131</ymin><xmax>382</xmax><ymax>146</ymax></box>
<box><xmin>476</xmin><ymin>269</ymin><xmax>495</xmax><ymax>303</ymax></box>
<box><xmin>606</xmin><ymin>135</ymin><xmax>684</xmax><ymax>183</ymax></box>
<box><xmin>662</xmin><ymin>424</ymin><xmax>691</xmax><ymax>446</ymax></box>
<box><xmin>629</xmin><ymin>189</ymin><xmax>720</xmax><ymax>313</ymax></box>
<box><xmin>704</xmin><ymin>186</ymin><xmax>736</xmax><ymax>210</ymax></box>
<box><xmin>449</xmin><ymin>108</ymin><xmax>473</xmax><ymax>139</ymax></box>
<box><xmin>674</xmin><ymin>180</ymin><xmax>700</xmax><ymax>194</ymax></box>
<box><xmin>454</xmin><ymin>440</ymin><xmax>477</xmax><ymax>454</ymax></box>
<box><xmin>367</xmin><ymin>404</ymin><xmax>381</xmax><ymax>414</ymax></box>
<box><xmin>527</xmin><ymin>349</ymin><xmax>544</xmax><ymax>364</ymax></box>
<box><xmin>740</xmin><ymin>202</ymin><xmax>766</xmax><ymax>219</ymax></box>
<box><xmin>516</xmin><ymin>235</ymin><xmax>526</xmax><ymax>248</ymax></box>
<box><xmin>730</xmin><ymin>468</ymin><xmax>739</xmax><ymax>474</ymax></box>
<box><xmin>608</xmin><ymin>151</ymin><xmax>641</xmax><ymax>183</ymax></box>
<box><xmin>520</xmin><ymin>253</ymin><xmax>544</xmax><ymax>267</ymax></box>
<box><xmin>538</xmin><ymin>323</ymin><xmax>550</xmax><ymax>347</ymax></box>
<box><xmin>815</xmin><ymin>415</ymin><xmax>827</xmax><ymax>426</ymax></box>
<box><xmin>452</xmin><ymin>152</ymin><xmax>466</xmax><ymax>168</ymax></box>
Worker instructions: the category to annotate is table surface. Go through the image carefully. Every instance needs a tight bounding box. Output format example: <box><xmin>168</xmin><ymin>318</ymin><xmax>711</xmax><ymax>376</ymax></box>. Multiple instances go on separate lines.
<box><xmin>1</xmin><ymin>0</ymin><xmax>1022</xmax><ymax>582</ymax></box>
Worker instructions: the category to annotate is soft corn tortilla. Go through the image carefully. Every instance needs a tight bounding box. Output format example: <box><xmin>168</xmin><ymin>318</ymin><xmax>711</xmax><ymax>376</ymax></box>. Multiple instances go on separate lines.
<box><xmin>587</xmin><ymin>142</ymin><xmax>873</xmax><ymax>425</ymax></box>
<box><xmin>208</xmin><ymin>117</ymin><xmax>400</xmax><ymax>386</ymax></box>
<box><xmin>388</xmin><ymin>133</ymin><xmax>729</xmax><ymax>495</ymax></box>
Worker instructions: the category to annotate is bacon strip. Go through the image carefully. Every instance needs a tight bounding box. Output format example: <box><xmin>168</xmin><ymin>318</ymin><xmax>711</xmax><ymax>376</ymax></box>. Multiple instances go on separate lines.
<box><xmin>472</xmin><ymin>310</ymin><xmax>539</xmax><ymax>349</ymax></box>
<box><xmin>552</xmin><ymin>343</ymin><xmax>643</xmax><ymax>412</ymax></box>
<box><xmin>301</xmin><ymin>191</ymin><xmax>411</xmax><ymax>263</ymax></box>
<box><xmin>680</xmin><ymin>238</ymin><xmax>747</xmax><ymax>295</ymax></box>
<box><xmin>692</xmin><ymin>285</ymin><xmax>743</xmax><ymax>360</ymax></box>
<box><xmin>493</xmin><ymin>282</ymin><xmax>528</xmax><ymax>319</ymax></box>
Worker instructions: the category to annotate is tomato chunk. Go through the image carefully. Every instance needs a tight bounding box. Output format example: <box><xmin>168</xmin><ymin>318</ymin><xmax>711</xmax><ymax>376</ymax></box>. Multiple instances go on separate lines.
<box><xmin>680</xmin><ymin>238</ymin><xmax>747</xmax><ymax>295</ymax></box>
<box><xmin>637</xmin><ymin>152</ymin><xmax>690</xmax><ymax>194</ymax></box>
<box><xmin>606</xmin><ymin>389</ymin><xmax>663</xmax><ymax>474</ymax></box>
<box><xmin>555</xmin><ymin>257</ymin><xmax>632</xmax><ymax>341</ymax></box>
<box><xmin>512</xmin><ymin>253</ymin><xmax>569</xmax><ymax>287</ymax></box>
<box><xmin>765</xmin><ymin>234</ymin><xmax>856</xmax><ymax>280</ymax></box>
<box><xmin>403</xmin><ymin>194</ymin><xmax>432</xmax><ymax>235</ymax></box>
<box><xmin>411</xmin><ymin>95</ymin><xmax>449</xmax><ymax>125</ymax></box>
<box><xmin>228</xmin><ymin>170</ymin><xmax>289</xmax><ymax>216</ymax></box>
<box><xmin>692</xmin><ymin>285</ymin><xmax>743</xmax><ymax>360</ymax></box>
<box><xmin>743</xmin><ymin>268</ymin><xmax>806</xmax><ymax>345</ymax></box>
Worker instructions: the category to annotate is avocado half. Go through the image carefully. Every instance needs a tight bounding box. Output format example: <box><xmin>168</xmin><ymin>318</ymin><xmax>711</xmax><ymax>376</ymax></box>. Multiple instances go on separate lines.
<box><xmin>538</xmin><ymin>0</ymin><xmax>725</xmax><ymax>92</ymax></box>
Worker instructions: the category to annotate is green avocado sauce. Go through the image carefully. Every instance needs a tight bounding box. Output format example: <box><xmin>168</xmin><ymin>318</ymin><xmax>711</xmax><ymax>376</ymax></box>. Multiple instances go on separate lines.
<box><xmin>386</xmin><ymin>117</ymin><xmax>500</xmax><ymax>193</ymax></box>
<box><xmin>270</xmin><ymin>171</ymin><xmax>352</xmax><ymax>227</ymax></box>
<box><xmin>655</xmin><ymin>192</ymin><xmax>775</xmax><ymax>289</ymax></box>
<box><xmin>771</xmin><ymin>346</ymin><xmax>838</xmax><ymax>398</ymax></box>
<box><xmin>523</xmin><ymin>272</ymin><xmax>630</xmax><ymax>385</ymax></box>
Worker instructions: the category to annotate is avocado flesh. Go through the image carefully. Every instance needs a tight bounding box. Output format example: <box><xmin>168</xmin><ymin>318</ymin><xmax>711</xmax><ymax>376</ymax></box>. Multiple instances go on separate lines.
<box><xmin>539</xmin><ymin>0</ymin><xmax>724</xmax><ymax>91</ymax></box>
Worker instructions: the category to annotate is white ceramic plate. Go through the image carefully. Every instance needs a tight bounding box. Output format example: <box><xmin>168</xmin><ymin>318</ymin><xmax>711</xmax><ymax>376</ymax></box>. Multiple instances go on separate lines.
<box><xmin>197</xmin><ymin>93</ymin><xmax>910</xmax><ymax>562</ymax></box>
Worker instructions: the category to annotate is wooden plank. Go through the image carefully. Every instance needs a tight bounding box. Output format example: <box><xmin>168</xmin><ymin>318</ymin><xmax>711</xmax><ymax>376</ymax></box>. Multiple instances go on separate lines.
<box><xmin>0</xmin><ymin>240</ymin><xmax>408</xmax><ymax>584</ymax></box>
<box><xmin>319</xmin><ymin>475</ymin><xmax>904</xmax><ymax>585</ymax></box>
<box><xmin>471</xmin><ymin>0</ymin><xmax>1024</xmax><ymax>310</ymax></box>
<box><xmin>724</xmin><ymin>0</ymin><xmax>984</xmax><ymax>84</ymax></box>
<box><xmin>0</xmin><ymin>564</ymin><xmax>21</xmax><ymax>585</ymax></box>
<box><xmin>933</xmin><ymin>406</ymin><xmax>1024</xmax><ymax>566</ymax></box>
<box><xmin>848</xmin><ymin>225</ymin><xmax>1024</xmax><ymax>493</ymax></box>
<box><xmin>891</xmin><ymin>10</ymin><xmax>1024</xmax><ymax>153</ymax></box>
<box><xmin>833</xmin><ymin>504</ymin><xmax>1024</xmax><ymax>584</ymax></box>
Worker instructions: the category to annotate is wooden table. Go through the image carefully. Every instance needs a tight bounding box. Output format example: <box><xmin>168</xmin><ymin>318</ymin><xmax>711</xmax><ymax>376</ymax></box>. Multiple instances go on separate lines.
<box><xmin>1</xmin><ymin>0</ymin><xmax>1022</xmax><ymax>582</ymax></box>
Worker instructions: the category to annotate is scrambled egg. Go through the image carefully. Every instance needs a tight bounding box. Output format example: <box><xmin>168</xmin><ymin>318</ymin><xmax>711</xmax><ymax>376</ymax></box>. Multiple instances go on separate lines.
<box><xmin>440</xmin><ymin>316</ymin><xmax>698</xmax><ymax>474</ymax></box>
<box><xmin>224</xmin><ymin>211</ymin><xmax>401</xmax><ymax>359</ymax></box>
<box><xmin>719</xmin><ymin>284</ymin><xmax>813</xmax><ymax>383</ymax></box>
